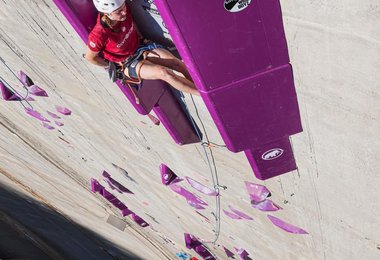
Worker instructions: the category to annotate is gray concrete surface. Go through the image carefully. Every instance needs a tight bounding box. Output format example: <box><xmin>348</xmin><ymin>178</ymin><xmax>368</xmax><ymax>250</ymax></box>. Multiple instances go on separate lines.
<box><xmin>0</xmin><ymin>0</ymin><xmax>379</xmax><ymax>259</ymax></box>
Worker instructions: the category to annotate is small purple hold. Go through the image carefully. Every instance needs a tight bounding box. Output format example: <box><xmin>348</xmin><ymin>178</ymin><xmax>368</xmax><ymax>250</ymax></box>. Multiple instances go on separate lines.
<box><xmin>56</xmin><ymin>105</ymin><xmax>72</xmax><ymax>115</ymax></box>
<box><xmin>267</xmin><ymin>215</ymin><xmax>308</xmax><ymax>234</ymax></box>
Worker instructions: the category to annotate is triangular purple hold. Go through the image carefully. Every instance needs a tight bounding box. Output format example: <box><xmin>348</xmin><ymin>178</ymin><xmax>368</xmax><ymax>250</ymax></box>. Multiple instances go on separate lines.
<box><xmin>42</xmin><ymin>122</ymin><xmax>55</xmax><ymax>130</ymax></box>
<box><xmin>55</xmin><ymin>121</ymin><xmax>64</xmax><ymax>127</ymax></box>
<box><xmin>1</xmin><ymin>80</ymin><xmax>21</xmax><ymax>101</ymax></box>
<box><xmin>223</xmin><ymin>246</ymin><xmax>235</xmax><ymax>258</ymax></box>
<box><xmin>252</xmin><ymin>199</ymin><xmax>282</xmax><ymax>212</ymax></box>
<box><xmin>18</xmin><ymin>70</ymin><xmax>34</xmax><ymax>86</ymax></box>
<box><xmin>185</xmin><ymin>176</ymin><xmax>218</xmax><ymax>196</ymax></box>
<box><xmin>131</xmin><ymin>213</ymin><xmax>149</xmax><ymax>227</ymax></box>
<box><xmin>25</xmin><ymin>108</ymin><xmax>50</xmax><ymax>122</ymax></box>
<box><xmin>160</xmin><ymin>164</ymin><xmax>182</xmax><ymax>185</ymax></box>
<box><xmin>245</xmin><ymin>181</ymin><xmax>271</xmax><ymax>204</ymax></box>
<box><xmin>223</xmin><ymin>210</ymin><xmax>242</xmax><ymax>220</ymax></box>
<box><xmin>148</xmin><ymin>113</ymin><xmax>160</xmax><ymax>125</ymax></box>
<box><xmin>184</xmin><ymin>233</ymin><xmax>216</xmax><ymax>260</ymax></box>
<box><xmin>29</xmin><ymin>85</ymin><xmax>48</xmax><ymax>97</ymax></box>
<box><xmin>91</xmin><ymin>178</ymin><xmax>105</xmax><ymax>193</ymax></box>
<box><xmin>234</xmin><ymin>247</ymin><xmax>250</xmax><ymax>260</ymax></box>
<box><xmin>228</xmin><ymin>205</ymin><xmax>253</xmax><ymax>220</ymax></box>
<box><xmin>56</xmin><ymin>105</ymin><xmax>72</xmax><ymax>115</ymax></box>
<box><xmin>187</xmin><ymin>200</ymin><xmax>206</xmax><ymax>210</ymax></box>
<box><xmin>267</xmin><ymin>215</ymin><xmax>308</xmax><ymax>234</ymax></box>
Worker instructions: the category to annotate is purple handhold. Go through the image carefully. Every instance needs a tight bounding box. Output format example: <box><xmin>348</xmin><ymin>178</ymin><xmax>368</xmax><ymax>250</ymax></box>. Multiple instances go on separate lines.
<box><xmin>131</xmin><ymin>213</ymin><xmax>149</xmax><ymax>227</ymax></box>
<box><xmin>185</xmin><ymin>176</ymin><xmax>218</xmax><ymax>196</ymax></box>
<box><xmin>160</xmin><ymin>164</ymin><xmax>182</xmax><ymax>185</ymax></box>
<box><xmin>55</xmin><ymin>121</ymin><xmax>64</xmax><ymax>127</ymax></box>
<box><xmin>29</xmin><ymin>85</ymin><xmax>48</xmax><ymax>97</ymax></box>
<box><xmin>187</xmin><ymin>200</ymin><xmax>205</xmax><ymax>210</ymax></box>
<box><xmin>1</xmin><ymin>80</ymin><xmax>21</xmax><ymax>101</ymax></box>
<box><xmin>252</xmin><ymin>199</ymin><xmax>282</xmax><ymax>212</ymax></box>
<box><xmin>56</xmin><ymin>105</ymin><xmax>72</xmax><ymax>115</ymax></box>
<box><xmin>91</xmin><ymin>178</ymin><xmax>105</xmax><ymax>192</ymax></box>
<box><xmin>234</xmin><ymin>248</ymin><xmax>250</xmax><ymax>260</ymax></box>
<box><xmin>267</xmin><ymin>215</ymin><xmax>308</xmax><ymax>234</ymax></box>
<box><xmin>25</xmin><ymin>108</ymin><xmax>50</xmax><ymax>122</ymax></box>
<box><xmin>18</xmin><ymin>70</ymin><xmax>34</xmax><ymax>86</ymax></box>
<box><xmin>184</xmin><ymin>233</ymin><xmax>216</xmax><ymax>260</ymax></box>
<box><xmin>102</xmin><ymin>171</ymin><xmax>133</xmax><ymax>194</ymax></box>
<box><xmin>42</xmin><ymin>122</ymin><xmax>55</xmax><ymax>130</ymax></box>
<box><xmin>47</xmin><ymin>111</ymin><xmax>61</xmax><ymax>119</ymax></box>
<box><xmin>148</xmin><ymin>113</ymin><xmax>160</xmax><ymax>125</ymax></box>
<box><xmin>245</xmin><ymin>181</ymin><xmax>271</xmax><ymax>203</ymax></box>
<box><xmin>228</xmin><ymin>205</ymin><xmax>253</xmax><ymax>220</ymax></box>
<box><xmin>223</xmin><ymin>246</ymin><xmax>235</xmax><ymax>258</ymax></box>
<box><xmin>170</xmin><ymin>184</ymin><xmax>208</xmax><ymax>206</ymax></box>
<box><xmin>223</xmin><ymin>210</ymin><xmax>242</xmax><ymax>220</ymax></box>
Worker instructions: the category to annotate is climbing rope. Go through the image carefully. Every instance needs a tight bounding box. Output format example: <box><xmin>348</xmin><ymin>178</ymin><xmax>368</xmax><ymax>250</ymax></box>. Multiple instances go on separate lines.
<box><xmin>181</xmin><ymin>92</ymin><xmax>225</xmax><ymax>244</ymax></box>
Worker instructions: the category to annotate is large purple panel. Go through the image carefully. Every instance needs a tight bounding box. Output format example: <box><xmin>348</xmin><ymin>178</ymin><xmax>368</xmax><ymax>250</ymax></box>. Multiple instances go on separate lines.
<box><xmin>202</xmin><ymin>65</ymin><xmax>302</xmax><ymax>152</ymax></box>
<box><xmin>244</xmin><ymin>136</ymin><xmax>297</xmax><ymax>180</ymax></box>
<box><xmin>156</xmin><ymin>0</ymin><xmax>289</xmax><ymax>91</ymax></box>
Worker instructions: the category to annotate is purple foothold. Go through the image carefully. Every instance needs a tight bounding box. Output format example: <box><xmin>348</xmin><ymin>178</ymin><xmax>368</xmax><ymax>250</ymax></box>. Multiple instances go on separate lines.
<box><xmin>252</xmin><ymin>199</ymin><xmax>282</xmax><ymax>212</ymax></box>
<box><xmin>1</xmin><ymin>80</ymin><xmax>21</xmax><ymax>101</ymax></box>
<box><xmin>47</xmin><ymin>111</ymin><xmax>61</xmax><ymax>119</ymax></box>
<box><xmin>17</xmin><ymin>70</ymin><xmax>34</xmax><ymax>86</ymax></box>
<box><xmin>187</xmin><ymin>200</ymin><xmax>205</xmax><ymax>210</ymax></box>
<box><xmin>42</xmin><ymin>122</ymin><xmax>55</xmax><ymax>130</ymax></box>
<box><xmin>228</xmin><ymin>205</ymin><xmax>253</xmax><ymax>220</ymax></box>
<box><xmin>223</xmin><ymin>210</ymin><xmax>242</xmax><ymax>220</ymax></box>
<box><xmin>234</xmin><ymin>248</ymin><xmax>250</xmax><ymax>260</ymax></box>
<box><xmin>55</xmin><ymin>121</ymin><xmax>64</xmax><ymax>127</ymax></box>
<box><xmin>25</xmin><ymin>108</ymin><xmax>50</xmax><ymax>122</ymax></box>
<box><xmin>223</xmin><ymin>246</ymin><xmax>235</xmax><ymax>258</ymax></box>
<box><xmin>185</xmin><ymin>176</ymin><xmax>218</xmax><ymax>196</ymax></box>
<box><xmin>170</xmin><ymin>184</ymin><xmax>208</xmax><ymax>206</ymax></box>
<box><xmin>56</xmin><ymin>105</ymin><xmax>72</xmax><ymax>115</ymax></box>
<box><xmin>121</xmin><ymin>208</ymin><xmax>133</xmax><ymax>217</ymax></box>
<box><xmin>131</xmin><ymin>213</ymin><xmax>149</xmax><ymax>227</ymax></box>
<box><xmin>267</xmin><ymin>215</ymin><xmax>308</xmax><ymax>234</ymax></box>
<box><xmin>160</xmin><ymin>164</ymin><xmax>182</xmax><ymax>185</ymax></box>
<box><xmin>29</xmin><ymin>85</ymin><xmax>48</xmax><ymax>97</ymax></box>
<box><xmin>245</xmin><ymin>181</ymin><xmax>271</xmax><ymax>203</ymax></box>
<box><xmin>91</xmin><ymin>178</ymin><xmax>105</xmax><ymax>193</ymax></box>
<box><xmin>148</xmin><ymin>113</ymin><xmax>160</xmax><ymax>125</ymax></box>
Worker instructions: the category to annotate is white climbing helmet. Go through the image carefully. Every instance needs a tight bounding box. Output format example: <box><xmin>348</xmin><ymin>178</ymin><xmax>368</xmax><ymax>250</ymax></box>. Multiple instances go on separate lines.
<box><xmin>93</xmin><ymin>0</ymin><xmax>125</xmax><ymax>13</ymax></box>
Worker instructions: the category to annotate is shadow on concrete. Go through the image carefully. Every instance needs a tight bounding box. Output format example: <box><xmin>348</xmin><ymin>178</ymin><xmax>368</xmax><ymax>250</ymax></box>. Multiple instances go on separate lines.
<box><xmin>0</xmin><ymin>184</ymin><xmax>141</xmax><ymax>259</ymax></box>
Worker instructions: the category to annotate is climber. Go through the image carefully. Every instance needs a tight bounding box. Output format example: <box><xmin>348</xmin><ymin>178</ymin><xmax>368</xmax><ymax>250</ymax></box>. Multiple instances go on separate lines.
<box><xmin>85</xmin><ymin>0</ymin><xmax>200</xmax><ymax>96</ymax></box>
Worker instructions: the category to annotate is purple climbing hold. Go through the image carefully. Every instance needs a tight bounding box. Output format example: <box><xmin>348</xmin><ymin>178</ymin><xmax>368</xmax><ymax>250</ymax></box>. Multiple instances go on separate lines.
<box><xmin>170</xmin><ymin>184</ymin><xmax>208</xmax><ymax>206</ymax></box>
<box><xmin>228</xmin><ymin>205</ymin><xmax>253</xmax><ymax>220</ymax></box>
<box><xmin>187</xmin><ymin>200</ymin><xmax>206</xmax><ymax>210</ymax></box>
<box><xmin>47</xmin><ymin>111</ymin><xmax>61</xmax><ymax>119</ymax></box>
<box><xmin>0</xmin><ymin>80</ymin><xmax>21</xmax><ymax>101</ymax></box>
<box><xmin>56</xmin><ymin>105</ymin><xmax>72</xmax><ymax>115</ymax></box>
<box><xmin>55</xmin><ymin>121</ymin><xmax>64</xmax><ymax>127</ymax></box>
<box><xmin>267</xmin><ymin>215</ymin><xmax>308</xmax><ymax>234</ymax></box>
<box><xmin>185</xmin><ymin>176</ymin><xmax>218</xmax><ymax>196</ymax></box>
<box><xmin>131</xmin><ymin>213</ymin><xmax>149</xmax><ymax>227</ymax></box>
<box><xmin>245</xmin><ymin>181</ymin><xmax>271</xmax><ymax>204</ymax></box>
<box><xmin>42</xmin><ymin>122</ymin><xmax>55</xmax><ymax>130</ymax></box>
<box><xmin>234</xmin><ymin>247</ymin><xmax>250</xmax><ymax>260</ymax></box>
<box><xmin>91</xmin><ymin>178</ymin><xmax>105</xmax><ymax>193</ymax></box>
<box><xmin>223</xmin><ymin>246</ymin><xmax>235</xmax><ymax>258</ymax></box>
<box><xmin>29</xmin><ymin>85</ymin><xmax>48</xmax><ymax>97</ymax></box>
<box><xmin>25</xmin><ymin>108</ymin><xmax>50</xmax><ymax>122</ymax></box>
<box><xmin>148</xmin><ymin>113</ymin><xmax>160</xmax><ymax>125</ymax></box>
<box><xmin>223</xmin><ymin>210</ymin><xmax>242</xmax><ymax>220</ymax></box>
<box><xmin>184</xmin><ymin>233</ymin><xmax>216</xmax><ymax>260</ymax></box>
<box><xmin>252</xmin><ymin>199</ymin><xmax>282</xmax><ymax>212</ymax></box>
<box><xmin>17</xmin><ymin>70</ymin><xmax>34</xmax><ymax>86</ymax></box>
<box><xmin>159</xmin><ymin>164</ymin><xmax>182</xmax><ymax>185</ymax></box>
